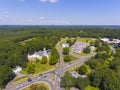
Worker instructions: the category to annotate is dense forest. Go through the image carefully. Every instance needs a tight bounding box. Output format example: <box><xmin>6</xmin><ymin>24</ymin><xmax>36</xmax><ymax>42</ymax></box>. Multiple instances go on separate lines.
<box><xmin>0</xmin><ymin>26</ymin><xmax>120</xmax><ymax>88</ymax></box>
<box><xmin>61</xmin><ymin>38</ymin><xmax>120</xmax><ymax>90</ymax></box>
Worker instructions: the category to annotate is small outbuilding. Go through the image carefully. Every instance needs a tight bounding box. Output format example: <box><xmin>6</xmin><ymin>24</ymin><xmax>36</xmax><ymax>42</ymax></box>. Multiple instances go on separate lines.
<box><xmin>13</xmin><ymin>66</ymin><xmax>22</xmax><ymax>74</ymax></box>
<box><xmin>70</xmin><ymin>71</ymin><xmax>87</xmax><ymax>78</ymax></box>
<box><xmin>62</xmin><ymin>43</ymin><xmax>70</xmax><ymax>48</ymax></box>
<box><xmin>90</xmin><ymin>46</ymin><xmax>95</xmax><ymax>51</ymax></box>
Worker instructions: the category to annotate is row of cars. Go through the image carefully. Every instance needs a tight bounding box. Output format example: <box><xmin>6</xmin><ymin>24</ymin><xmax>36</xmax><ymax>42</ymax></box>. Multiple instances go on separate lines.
<box><xmin>16</xmin><ymin>74</ymin><xmax>47</xmax><ymax>90</ymax></box>
<box><xmin>27</xmin><ymin>74</ymin><xmax>47</xmax><ymax>82</ymax></box>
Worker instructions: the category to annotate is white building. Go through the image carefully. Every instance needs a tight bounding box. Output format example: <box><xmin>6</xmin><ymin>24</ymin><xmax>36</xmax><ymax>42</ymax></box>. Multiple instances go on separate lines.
<box><xmin>70</xmin><ymin>71</ymin><xmax>87</xmax><ymax>78</ymax></box>
<box><xmin>13</xmin><ymin>66</ymin><xmax>22</xmax><ymax>74</ymax></box>
<box><xmin>100</xmin><ymin>38</ymin><xmax>120</xmax><ymax>44</ymax></box>
<box><xmin>90</xmin><ymin>46</ymin><xmax>95</xmax><ymax>52</ymax></box>
<box><xmin>71</xmin><ymin>41</ymin><xmax>89</xmax><ymax>53</ymax></box>
<box><xmin>28</xmin><ymin>48</ymin><xmax>49</xmax><ymax>60</ymax></box>
<box><xmin>113</xmin><ymin>39</ymin><xmax>120</xmax><ymax>43</ymax></box>
<box><xmin>62</xmin><ymin>43</ymin><xmax>70</xmax><ymax>48</ymax></box>
<box><xmin>100</xmin><ymin>38</ymin><xmax>109</xmax><ymax>42</ymax></box>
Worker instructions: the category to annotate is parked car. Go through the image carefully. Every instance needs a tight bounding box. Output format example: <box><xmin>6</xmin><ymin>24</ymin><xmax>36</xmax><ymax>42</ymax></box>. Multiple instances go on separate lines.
<box><xmin>27</xmin><ymin>78</ymin><xmax>32</xmax><ymax>82</ymax></box>
<box><xmin>43</xmin><ymin>75</ymin><xmax>47</xmax><ymax>78</ymax></box>
<box><xmin>39</xmin><ymin>74</ymin><xmax>43</xmax><ymax>77</ymax></box>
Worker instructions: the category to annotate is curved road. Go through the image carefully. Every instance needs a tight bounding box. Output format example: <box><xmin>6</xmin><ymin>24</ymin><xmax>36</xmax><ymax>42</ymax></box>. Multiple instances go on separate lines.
<box><xmin>5</xmin><ymin>39</ymin><xmax>92</xmax><ymax>90</ymax></box>
<box><xmin>19</xmin><ymin>79</ymin><xmax>55</xmax><ymax>90</ymax></box>
<box><xmin>5</xmin><ymin>55</ymin><xmax>91</xmax><ymax>90</ymax></box>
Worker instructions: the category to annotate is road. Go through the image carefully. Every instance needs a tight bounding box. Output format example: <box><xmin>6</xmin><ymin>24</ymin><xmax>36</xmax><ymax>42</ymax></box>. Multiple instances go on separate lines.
<box><xmin>56</xmin><ymin>39</ymin><xmax>67</xmax><ymax>90</ymax></box>
<box><xmin>5</xmin><ymin>55</ymin><xmax>91</xmax><ymax>90</ymax></box>
<box><xmin>5</xmin><ymin>39</ymin><xmax>92</xmax><ymax>90</ymax></box>
<box><xmin>5</xmin><ymin>38</ymin><xmax>117</xmax><ymax>90</ymax></box>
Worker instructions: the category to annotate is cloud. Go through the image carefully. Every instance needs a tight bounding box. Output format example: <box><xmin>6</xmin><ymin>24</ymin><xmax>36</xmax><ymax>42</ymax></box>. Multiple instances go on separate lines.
<box><xmin>39</xmin><ymin>17</ymin><xmax>45</xmax><ymax>20</ymax></box>
<box><xmin>40</xmin><ymin>0</ymin><xmax>58</xmax><ymax>3</ymax></box>
<box><xmin>18</xmin><ymin>0</ymin><xmax>58</xmax><ymax>3</ymax></box>
<box><xmin>49</xmin><ymin>0</ymin><xmax>58</xmax><ymax>3</ymax></box>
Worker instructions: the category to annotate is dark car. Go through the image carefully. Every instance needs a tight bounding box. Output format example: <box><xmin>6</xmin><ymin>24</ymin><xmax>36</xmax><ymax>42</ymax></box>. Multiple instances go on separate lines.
<box><xmin>39</xmin><ymin>74</ymin><xmax>43</xmax><ymax>77</ymax></box>
<box><xmin>43</xmin><ymin>75</ymin><xmax>47</xmax><ymax>78</ymax></box>
<box><xmin>27</xmin><ymin>78</ymin><xmax>32</xmax><ymax>82</ymax></box>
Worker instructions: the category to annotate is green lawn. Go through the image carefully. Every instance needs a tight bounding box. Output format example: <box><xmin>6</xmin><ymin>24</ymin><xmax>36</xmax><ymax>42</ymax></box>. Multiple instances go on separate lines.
<box><xmin>75</xmin><ymin>52</ymin><xmax>91</xmax><ymax>56</ymax></box>
<box><xmin>85</xmin><ymin>85</ymin><xmax>99</xmax><ymax>90</ymax></box>
<box><xmin>23</xmin><ymin>62</ymin><xmax>57</xmax><ymax>75</ymax></box>
<box><xmin>35</xmin><ymin>62</ymin><xmax>57</xmax><ymax>74</ymax></box>
<box><xmin>66</xmin><ymin>87</ymin><xmax>70</xmax><ymax>90</ymax></box>
<box><xmin>13</xmin><ymin>76</ymin><xmax>28</xmax><ymax>85</ymax></box>
<box><xmin>69</xmin><ymin>55</ymin><xmax>78</xmax><ymax>62</ymax></box>
<box><xmin>22</xmin><ymin>82</ymin><xmax>50</xmax><ymax>90</ymax></box>
<box><xmin>77</xmin><ymin>37</ymin><xmax>94</xmax><ymax>43</ymax></box>
<box><xmin>19</xmin><ymin>38</ymin><xmax>36</xmax><ymax>45</ymax></box>
<box><xmin>14</xmin><ymin>63</ymin><xmax>56</xmax><ymax>84</ymax></box>
<box><xmin>63</xmin><ymin>55</ymin><xmax>78</xmax><ymax>64</ymax></box>
<box><xmin>66</xmin><ymin>66</ymin><xmax>79</xmax><ymax>72</ymax></box>
<box><xmin>79</xmin><ymin>53</ymin><xmax>91</xmax><ymax>56</ymax></box>
<box><xmin>13</xmin><ymin>76</ymin><xmax>27</xmax><ymax>82</ymax></box>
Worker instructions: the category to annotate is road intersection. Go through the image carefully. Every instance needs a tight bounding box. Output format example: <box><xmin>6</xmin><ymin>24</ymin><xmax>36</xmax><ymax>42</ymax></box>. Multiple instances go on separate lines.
<box><xmin>5</xmin><ymin>39</ymin><xmax>93</xmax><ymax>90</ymax></box>
<box><xmin>5</xmin><ymin>56</ymin><xmax>91</xmax><ymax>90</ymax></box>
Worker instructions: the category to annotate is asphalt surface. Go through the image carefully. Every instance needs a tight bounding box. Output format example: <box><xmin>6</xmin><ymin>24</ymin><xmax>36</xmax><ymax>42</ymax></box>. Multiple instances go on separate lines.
<box><xmin>5</xmin><ymin>39</ymin><xmax>92</xmax><ymax>90</ymax></box>
<box><xmin>5</xmin><ymin>39</ymin><xmax>116</xmax><ymax>90</ymax></box>
<box><xmin>5</xmin><ymin>56</ymin><xmax>91</xmax><ymax>90</ymax></box>
<box><xmin>56</xmin><ymin>39</ymin><xmax>65</xmax><ymax>90</ymax></box>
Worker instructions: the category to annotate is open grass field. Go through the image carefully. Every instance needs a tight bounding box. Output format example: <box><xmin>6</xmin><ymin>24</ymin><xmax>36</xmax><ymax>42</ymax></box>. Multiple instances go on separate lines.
<box><xmin>79</xmin><ymin>53</ymin><xmax>91</xmax><ymax>56</ymax></box>
<box><xmin>63</xmin><ymin>55</ymin><xmax>78</xmax><ymax>64</ymax></box>
<box><xmin>23</xmin><ymin>62</ymin><xmax>57</xmax><ymax>75</ymax></box>
<box><xmin>34</xmin><ymin>62</ymin><xmax>57</xmax><ymax>74</ymax></box>
<box><xmin>22</xmin><ymin>82</ymin><xmax>50</xmax><ymax>90</ymax></box>
<box><xmin>69</xmin><ymin>55</ymin><xmax>78</xmax><ymax>62</ymax></box>
<box><xmin>85</xmin><ymin>85</ymin><xmax>99</xmax><ymax>90</ymax></box>
<box><xmin>19</xmin><ymin>38</ymin><xmax>36</xmax><ymax>45</ymax></box>
<box><xmin>77</xmin><ymin>37</ymin><xmax>94</xmax><ymax>43</ymax></box>
<box><xmin>14</xmin><ymin>62</ymin><xmax>56</xmax><ymax>84</ymax></box>
<box><xmin>75</xmin><ymin>52</ymin><xmax>91</xmax><ymax>56</ymax></box>
<box><xmin>23</xmin><ymin>62</ymin><xmax>57</xmax><ymax>76</ymax></box>
<box><xmin>13</xmin><ymin>76</ymin><xmax>28</xmax><ymax>84</ymax></box>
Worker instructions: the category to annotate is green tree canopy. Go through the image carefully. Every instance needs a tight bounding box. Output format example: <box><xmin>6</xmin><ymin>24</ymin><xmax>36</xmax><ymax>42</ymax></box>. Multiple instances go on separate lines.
<box><xmin>83</xmin><ymin>47</ymin><xmax>91</xmax><ymax>53</ymax></box>
<box><xmin>49</xmin><ymin>56</ymin><xmax>58</xmax><ymax>65</ymax></box>
<box><xmin>0</xmin><ymin>65</ymin><xmax>14</xmax><ymax>88</ymax></box>
<box><xmin>78</xmin><ymin>65</ymin><xmax>88</xmax><ymax>75</ymax></box>
<box><xmin>51</xmin><ymin>48</ymin><xmax>59</xmax><ymax>59</ymax></box>
<box><xmin>85</xmin><ymin>59</ymin><xmax>104</xmax><ymax>70</ymax></box>
<box><xmin>95</xmin><ymin>40</ymin><xmax>100</xmax><ymax>47</ymax></box>
<box><xmin>26</xmin><ymin>63</ymin><xmax>35</xmax><ymax>74</ymax></box>
<box><xmin>63</xmin><ymin>47</ymin><xmax>70</xmax><ymax>55</ymax></box>
<box><xmin>49</xmin><ymin>48</ymin><xmax>59</xmax><ymax>65</ymax></box>
<box><xmin>64</xmin><ymin>55</ymin><xmax>71</xmax><ymax>62</ymax></box>
<box><xmin>89</xmin><ymin>67</ymin><xmax>120</xmax><ymax>90</ymax></box>
<box><xmin>76</xmin><ymin>77</ymin><xmax>89</xmax><ymax>90</ymax></box>
<box><xmin>41</xmin><ymin>56</ymin><xmax>47</xmax><ymax>64</ymax></box>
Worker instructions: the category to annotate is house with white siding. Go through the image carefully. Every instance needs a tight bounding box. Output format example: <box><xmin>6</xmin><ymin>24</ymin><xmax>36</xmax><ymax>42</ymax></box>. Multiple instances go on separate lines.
<box><xmin>27</xmin><ymin>48</ymin><xmax>50</xmax><ymax>61</ymax></box>
<box><xmin>62</xmin><ymin>43</ymin><xmax>70</xmax><ymax>48</ymax></box>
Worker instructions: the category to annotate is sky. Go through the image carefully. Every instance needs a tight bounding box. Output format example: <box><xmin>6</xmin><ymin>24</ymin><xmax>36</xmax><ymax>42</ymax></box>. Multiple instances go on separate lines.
<box><xmin>0</xmin><ymin>0</ymin><xmax>120</xmax><ymax>25</ymax></box>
